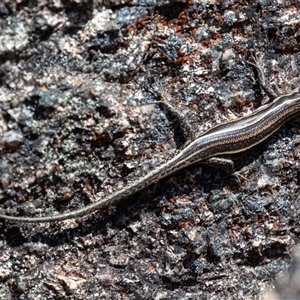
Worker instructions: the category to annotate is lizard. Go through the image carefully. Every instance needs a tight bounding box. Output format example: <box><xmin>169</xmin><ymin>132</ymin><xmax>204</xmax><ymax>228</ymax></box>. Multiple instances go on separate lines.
<box><xmin>1</xmin><ymin>54</ymin><xmax>299</xmax><ymax>223</ymax></box>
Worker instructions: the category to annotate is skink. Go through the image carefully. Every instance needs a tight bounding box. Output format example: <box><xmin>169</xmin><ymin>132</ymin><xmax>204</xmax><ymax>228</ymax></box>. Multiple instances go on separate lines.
<box><xmin>1</xmin><ymin>89</ymin><xmax>300</xmax><ymax>223</ymax></box>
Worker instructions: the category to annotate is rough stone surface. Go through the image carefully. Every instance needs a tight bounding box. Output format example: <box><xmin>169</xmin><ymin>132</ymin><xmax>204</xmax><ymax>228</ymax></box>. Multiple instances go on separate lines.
<box><xmin>0</xmin><ymin>1</ymin><xmax>300</xmax><ymax>299</ymax></box>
